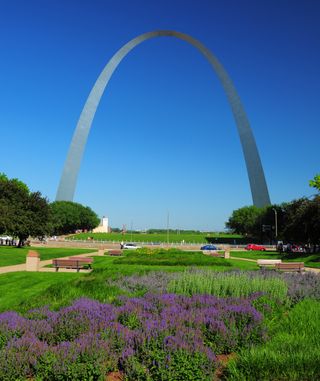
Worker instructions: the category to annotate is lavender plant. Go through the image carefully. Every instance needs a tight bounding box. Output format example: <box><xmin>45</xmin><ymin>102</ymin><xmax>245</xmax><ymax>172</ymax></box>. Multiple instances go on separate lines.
<box><xmin>167</xmin><ymin>270</ymin><xmax>289</xmax><ymax>303</ymax></box>
<box><xmin>0</xmin><ymin>293</ymin><xmax>266</xmax><ymax>380</ymax></box>
<box><xmin>108</xmin><ymin>271</ymin><xmax>179</xmax><ymax>294</ymax></box>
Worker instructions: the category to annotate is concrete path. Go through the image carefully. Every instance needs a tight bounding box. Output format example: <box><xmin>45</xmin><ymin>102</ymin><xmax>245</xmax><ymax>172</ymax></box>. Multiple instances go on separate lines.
<box><xmin>0</xmin><ymin>250</ymin><xmax>319</xmax><ymax>274</ymax></box>
<box><xmin>0</xmin><ymin>263</ymin><xmax>27</xmax><ymax>274</ymax></box>
<box><xmin>229</xmin><ymin>255</ymin><xmax>320</xmax><ymax>273</ymax></box>
<box><xmin>0</xmin><ymin>252</ymin><xmax>97</xmax><ymax>275</ymax></box>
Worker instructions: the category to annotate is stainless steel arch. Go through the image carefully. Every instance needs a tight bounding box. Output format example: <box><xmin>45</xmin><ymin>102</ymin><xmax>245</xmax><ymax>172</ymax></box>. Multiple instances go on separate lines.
<box><xmin>56</xmin><ymin>30</ymin><xmax>271</xmax><ymax>207</ymax></box>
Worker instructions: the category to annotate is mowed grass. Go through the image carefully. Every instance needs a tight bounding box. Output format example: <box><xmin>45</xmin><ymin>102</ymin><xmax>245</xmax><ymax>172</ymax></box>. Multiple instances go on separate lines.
<box><xmin>0</xmin><ymin>246</ymin><xmax>98</xmax><ymax>267</ymax></box>
<box><xmin>226</xmin><ymin>299</ymin><xmax>320</xmax><ymax>380</ymax></box>
<box><xmin>68</xmin><ymin>231</ymin><xmax>242</xmax><ymax>243</ymax></box>
<box><xmin>0</xmin><ymin>271</ymin><xmax>81</xmax><ymax>312</ymax></box>
<box><xmin>231</xmin><ymin>250</ymin><xmax>320</xmax><ymax>268</ymax></box>
<box><xmin>168</xmin><ymin>270</ymin><xmax>288</xmax><ymax>301</ymax></box>
<box><xmin>114</xmin><ymin>250</ymin><xmax>232</xmax><ymax>267</ymax></box>
<box><xmin>282</xmin><ymin>252</ymin><xmax>320</xmax><ymax>268</ymax></box>
<box><xmin>230</xmin><ymin>250</ymin><xmax>280</xmax><ymax>260</ymax></box>
<box><xmin>0</xmin><ymin>251</ymin><xmax>258</xmax><ymax>313</ymax></box>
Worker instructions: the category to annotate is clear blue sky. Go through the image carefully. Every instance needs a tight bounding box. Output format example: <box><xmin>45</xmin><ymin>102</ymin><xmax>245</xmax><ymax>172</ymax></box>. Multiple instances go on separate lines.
<box><xmin>1</xmin><ymin>0</ymin><xmax>319</xmax><ymax>231</ymax></box>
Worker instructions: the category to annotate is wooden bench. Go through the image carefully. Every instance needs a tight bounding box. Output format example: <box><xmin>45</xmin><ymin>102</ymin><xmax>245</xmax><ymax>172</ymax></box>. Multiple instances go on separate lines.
<box><xmin>69</xmin><ymin>257</ymin><xmax>93</xmax><ymax>269</ymax></box>
<box><xmin>257</xmin><ymin>259</ymin><xmax>282</xmax><ymax>268</ymax></box>
<box><xmin>52</xmin><ymin>259</ymin><xmax>92</xmax><ymax>272</ymax></box>
<box><xmin>108</xmin><ymin>250</ymin><xmax>123</xmax><ymax>256</ymax></box>
<box><xmin>210</xmin><ymin>252</ymin><xmax>225</xmax><ymax>258</ymax></box>
<box><xmin>203</xmin><ymin>250</ymin><xmax>227</xmax><ymax>258</ymax></box>
<box><xmin>275</xmin><ymin>262</ymin><xmax>305</xmax><ymax>272</ymax></box>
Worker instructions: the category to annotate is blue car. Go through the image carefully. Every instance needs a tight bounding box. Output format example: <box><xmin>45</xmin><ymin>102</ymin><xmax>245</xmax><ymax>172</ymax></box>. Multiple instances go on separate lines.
<box><xmin>201</xmin><ymin>244</ymin><xmax>220</xmax><ymax>250</ymax></box>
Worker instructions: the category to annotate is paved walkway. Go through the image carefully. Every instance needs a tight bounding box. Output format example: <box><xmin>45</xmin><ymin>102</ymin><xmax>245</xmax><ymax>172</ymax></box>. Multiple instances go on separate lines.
<box><xmin>0</xmin><ymin>252</ymin><xmax>96</xmax><ymax>274</ymax></box>
<box><xmin>0</xmin><ymin>252</ymin><xmax>319</xmax><ymax>274</ymax></box>
<box><xmin>229</xmin><ymin>255</ymin><xmax>320</xmax><ymax>273</ymax></box>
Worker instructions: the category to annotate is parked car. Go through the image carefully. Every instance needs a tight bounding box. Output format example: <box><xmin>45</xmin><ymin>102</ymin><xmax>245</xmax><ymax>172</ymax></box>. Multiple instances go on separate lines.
<box><xmin>201</xmin><ymin>244</ymin><xmax>220</xmax><ymax>251</ymax></box>
<box><xmin>0</xmin><ymin>235</ymin><xmax>13</xmax><ymax>242</ymax></box>
<box><xmin>245</xmin><ymin>243</ymin><xmax>266</xmax><ymax>251</ymax></box>
<box><xmin>123</xmin><ymin>243</ymin><xmax>142</xmax><ymax>250</ymax></box>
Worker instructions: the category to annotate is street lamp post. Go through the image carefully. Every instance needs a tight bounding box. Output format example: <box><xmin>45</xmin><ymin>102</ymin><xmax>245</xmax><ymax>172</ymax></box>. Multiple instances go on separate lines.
<box><xmin>272</xmin><ymin>208</ymin><xmax>278</xmax><ymax>240</ymax></box>
<box><xmin>166</xmin><ymin>212</ymin><xmax>169</xmax><ymax>246</ymax></box>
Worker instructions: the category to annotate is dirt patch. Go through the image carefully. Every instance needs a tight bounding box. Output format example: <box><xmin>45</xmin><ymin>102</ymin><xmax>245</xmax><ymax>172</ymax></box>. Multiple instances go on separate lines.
<box><xmin>106</xmin><ymin>371</ymin><xmax>124</xmax><ymax>381</ymax></box>
<box><xmin>214</xmin><ymin>353</ymin><xmax>236</xmax><ymax>380</ymax></box>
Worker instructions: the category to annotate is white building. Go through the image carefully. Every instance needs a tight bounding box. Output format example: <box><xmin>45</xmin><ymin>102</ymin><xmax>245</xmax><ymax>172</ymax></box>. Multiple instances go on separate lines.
<box><xmin>92</xmin><ymin>216</ymin><xmax>109</xmax><ymax>233</ymax></box>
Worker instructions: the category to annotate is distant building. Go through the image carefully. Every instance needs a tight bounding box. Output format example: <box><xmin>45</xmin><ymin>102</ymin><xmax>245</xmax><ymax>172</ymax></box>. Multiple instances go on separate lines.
<box><xmin>93</xmin><ymin>216</ymin><xmax>109</xmax><ymax>233</ymax></box>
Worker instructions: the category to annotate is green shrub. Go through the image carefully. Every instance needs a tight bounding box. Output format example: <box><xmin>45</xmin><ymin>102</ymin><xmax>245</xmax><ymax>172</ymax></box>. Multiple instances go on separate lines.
<box><xmin>123</xmin><ymin>344</ymin><xmax>214</xmax><ymax>381</ymax></box>
<box><xmin>168</xmin><ymin>271</ymin><xmax>288</xmax><ymax>302</ymax></box>
<box><xmin>225</xmin><ymin>299</ymin><xmax>320</xmax><ymax>380</ymax></box>
<box><xmin>115</xmin><ymin>251</ymin><xmax>231</xmax><ymax>267</ymax></box>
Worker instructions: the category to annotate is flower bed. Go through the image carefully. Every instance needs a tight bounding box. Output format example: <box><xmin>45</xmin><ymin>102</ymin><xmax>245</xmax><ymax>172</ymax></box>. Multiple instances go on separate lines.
<box><xmin>0</xmin><ymin>293</ymin><xmax>266</xmax><ymax>380</ymax></box>
<box><xmin>110</xmin><ymin>269</ymin><xmax>320</xmax><ymax>305</ymax></box>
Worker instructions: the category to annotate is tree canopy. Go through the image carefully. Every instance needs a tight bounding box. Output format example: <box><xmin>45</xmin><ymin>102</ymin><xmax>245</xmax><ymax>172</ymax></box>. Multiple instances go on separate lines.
<box><xmin>0</xmin><ymin>173</ymin><xmax>51</xmax><ymax>246</ymax></box>
<box><xmin>309</xmin><ymin>174</ymin><xmax>320</xmax><ymax>192</ymax></box>
<box><xmin>282</xmin><ymin>196</ymin><xmax>320</xmax><ymax>244</ymax></box>
<box><xmin>50</xmin><ymin>201</ymin><xmax>100</xmax><ymax>235</ymax></box>
<box><xmin>226</xmin><ymin>199</ymin><xmax>319</xmax><ymax>245</ymax></box>
<box><xmin>225</xmin><ymin>205</ymin><xmax>264</xmax><ymax>237</ymax></box>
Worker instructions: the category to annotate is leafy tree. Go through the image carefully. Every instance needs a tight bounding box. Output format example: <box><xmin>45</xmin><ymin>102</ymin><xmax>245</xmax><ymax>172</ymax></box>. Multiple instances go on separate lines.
<box><xmin>309</xmin><ymin>174</ymin><xmax>320</xmax><ymax>192</ymax></box>
<box><xmin>282</xmin><ymin>197</ymin><xmax>320</xmax><ymax>244</ymax></box>
<box><xmin>50</xmin><ymin>201</ymin><xmax>99</xmax><ymax>235</ymax></box>
<box><xmin>0</xmin><ymin>173</ymin><xmax>51</xmax><ymax>246</ymax></box>
<box><xmin>225</xmin><ymin>205</ymin><xmax>264</xmax><ymax>237</ymax></box>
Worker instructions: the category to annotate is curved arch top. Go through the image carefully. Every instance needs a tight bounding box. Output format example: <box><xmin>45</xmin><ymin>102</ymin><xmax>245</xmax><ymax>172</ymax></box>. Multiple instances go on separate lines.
<box><xmin>56</xmin><ymin>30</ymin><xmax>271</xmax><ymax>207</ymax></box>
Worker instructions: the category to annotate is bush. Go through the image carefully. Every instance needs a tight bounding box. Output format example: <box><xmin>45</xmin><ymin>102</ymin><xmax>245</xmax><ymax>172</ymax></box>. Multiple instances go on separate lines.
<box><xmin>167</xmin><ymin>270</ymin><xmax>288</xmax><ymax>303</ymax></box>
<box><xmin>114</xmin><ymin>251</ymin><xmax>231</xmax><ymax>267</ymax></box>
<box><xmin>0</xmin><ymin>294</ymin><xmax>268</xmax><ymax>380</ymax></box>
<box><xmin>225</xmin><ymin>299</ymin><xmax>320</xmax><ymax>380</ymax></box>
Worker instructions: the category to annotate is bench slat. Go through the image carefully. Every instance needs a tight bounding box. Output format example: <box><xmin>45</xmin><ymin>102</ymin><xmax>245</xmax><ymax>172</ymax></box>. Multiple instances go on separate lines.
<box><xmin>257</xmin><ymin>259</ymin><xmax>282</xmax><ymax>266</ymax></box>
<box><xmin>108</xmin><ymin>250</ymin><xmax>123</xmax><ymax>256</ymax></box>
<box><xmin>275</xmin><ymin>262</ymin><xmax>304</xmax><ymax>272</ymax></box>
<box><xmin>69</xmin><ymin>257</ymin><xmax>93</xmax><ymax>263</ymax></box>
<box><xmin>52</xmin><ymin>259</ymin><xmax>90</xmax><ymax>272</ymax></box>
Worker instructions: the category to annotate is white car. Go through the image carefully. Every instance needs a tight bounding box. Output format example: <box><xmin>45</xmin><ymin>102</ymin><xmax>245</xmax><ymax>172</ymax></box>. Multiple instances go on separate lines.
<box><xmin>0</xmin><ymin>235</ymin><xmax>12</xmax><ymax>241</ymax></box>
<box><xmin>123</xmin><ymin>243</ymin><xmax>141</xmax><ymax>250</ymax></box>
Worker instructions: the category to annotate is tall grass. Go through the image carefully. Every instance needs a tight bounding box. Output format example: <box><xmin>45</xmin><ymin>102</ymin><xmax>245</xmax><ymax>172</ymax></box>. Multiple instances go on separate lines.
<box><xmin>0</xmin><ymin>247</ymin><xmax>97</xmax><ymax>267</ymax></box>
<box><xmin>225</xmin><ymin>299</ymin><xmax>320</xmax><ymax>380</ymax></box>
<box><xmin>114</xmin><ymin>250</ymin><xmax>232</xmax><ymax>267</ymax></box>
<box><xmin>68</xmin><ymin>231</ymin><xmax>242</xmax><ymax>243</ymax></box>
<box><xmin>167</xmin><ymin>270</ymin><xmax>288</xmax><ymax>302</ymax></box>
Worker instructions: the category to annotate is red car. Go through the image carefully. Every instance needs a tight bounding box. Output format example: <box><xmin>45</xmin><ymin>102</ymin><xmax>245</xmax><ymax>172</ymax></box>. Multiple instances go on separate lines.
<box><xmin>245</xmin><ymin>244</ymin><xmax>266</xmax><ymax>251</ymax></box>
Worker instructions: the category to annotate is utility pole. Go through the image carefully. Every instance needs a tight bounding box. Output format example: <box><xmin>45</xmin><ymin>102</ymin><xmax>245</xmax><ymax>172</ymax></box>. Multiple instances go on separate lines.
<box><xmin>166</xmin><ymin>211</ymin><xmax>169</xmax><ymax>245</ymax></box>
<box><xmin>272</xmin><ymin>208</ymin><xmax>278</xmax><ymax>241</ymax></box>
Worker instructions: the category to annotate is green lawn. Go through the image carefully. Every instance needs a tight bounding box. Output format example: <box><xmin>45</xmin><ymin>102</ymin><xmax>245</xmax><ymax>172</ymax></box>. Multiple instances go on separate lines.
<box><xmin>0</xmin><ymin>247</ymin><xmax>318</xmax><ymax>381</ymax></box>
<box><xmin>226</xmin><ymin>299</ymin><xmax>320</xmax><ymax>380</ymax></box>
<box><xmin>0</xmin><ymin>246</ymin><xmax>97</xmax><ymax>267</ymax></box>
<box><xmin>68</xmin><ymin>231</ymin><xmax>242</xmax><ymax>244</ymax></box>
<box><xmin>0</xmin><ymin>271</ymin><xmax>81</xmax><ymax>312</ymax></box>
<box><xmin>282</xmin><ymin>252</ymin><xmax>320</xmax><ymax>268</ymax></box>
<box><xmin>0</xmin><ymin>251</ymin><xmax>258</xmax><ymax>313</ymax></box>
<box><xmin>230</xmin><ymin>250</ymin><xmax>281</xmax><ymax>260</ymax></box>
<box><xmin>230</xmin><ymin>250</ymin><xmax>320</xmax><ymax>268</ymax></box>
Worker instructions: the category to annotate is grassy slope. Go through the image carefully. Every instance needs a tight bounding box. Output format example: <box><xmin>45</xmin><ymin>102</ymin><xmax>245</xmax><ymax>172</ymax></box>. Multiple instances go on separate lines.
<box><xmin>0</xmin><ymin>253</ymin><xmax>258</xmax><ymax>313</ymax></box>
<box><xmin>231</xmin><ymin>250</ymin><xmax>320</xmax><ymax>268</ymax></box>
<box><xmin>0</xmin><ymin>272</ymin><xmax>81</xmax><ymax>312</ymax></box>
<box><xmin>68</xmin><ymin>232</ymin><xmax>242</xmax><ymax>243</ymax></box>
<box><xmin>0</xmin><ymin>247</ymin><xmax>97</xmax><ymax>267</ymax></box>
<box><xmin>226</xmin><ymin>299</ymin><xmax>320</xmax><ymax>380</ymax></box>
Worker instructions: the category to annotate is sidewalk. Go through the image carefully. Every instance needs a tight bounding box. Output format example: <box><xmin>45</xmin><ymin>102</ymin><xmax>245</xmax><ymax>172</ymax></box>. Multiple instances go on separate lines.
<box><xmin>229</xmin><ymin>255</ymin><xmax>320</xmax><ymax>273</ymax></box>
<box><xmin>0</xmin><ymin>252</ymin><xmax>96</xmax><ymax>274</ymax></box>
